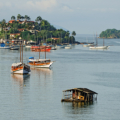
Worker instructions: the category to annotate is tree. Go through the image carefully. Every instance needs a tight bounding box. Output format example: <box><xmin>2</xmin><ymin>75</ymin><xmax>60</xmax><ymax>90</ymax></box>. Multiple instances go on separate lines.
<box><xmin>24</xmin><ymin>15</ymin><xmax>28</xmax><ymax>21</ymax></box>
<box><xmin>35</xmin><ymin>16</ymin><xmax>42</xmax><ymax>31</ymax></box>
<box><xmin>17</xmin><ymin>14</ymin><xmax>21</xmax><ymax>20</ymax></box>
<box><xmin>21</xmin><ymin>16</ymin><xmax>24</xmax><ymax>21</ymax></box>
<box><xmin>11</xmin><ymin>16</ymin><xmax>16</xmax><ymax>20</ymax></box>
<box><xmin>72</xmin><ymin>31</ymin><xmax>76</xmax><ymax>43</ymax></box>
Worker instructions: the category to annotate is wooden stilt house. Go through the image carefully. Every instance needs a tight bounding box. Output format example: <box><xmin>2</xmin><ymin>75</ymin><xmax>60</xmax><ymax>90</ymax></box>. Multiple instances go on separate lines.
<box><xmin>61</xmin><ymin>88</ymin><xmax>98</xmax><ymax>102</ymax></box>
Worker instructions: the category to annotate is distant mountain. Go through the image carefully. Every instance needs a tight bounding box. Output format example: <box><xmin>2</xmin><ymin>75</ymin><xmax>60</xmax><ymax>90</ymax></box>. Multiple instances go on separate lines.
<box><xmin>51</xmin><ymin>24</ymin><xmax>70</xmax><ymax>32</ymax></box>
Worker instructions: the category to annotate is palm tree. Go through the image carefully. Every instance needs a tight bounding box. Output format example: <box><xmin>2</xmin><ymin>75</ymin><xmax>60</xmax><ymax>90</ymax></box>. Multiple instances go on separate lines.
<box><xmin>27</xmin><ymin>16</ymin><xmax>31</xmax><ymax>21</ymax></box>
<box><xmin>65</xmin><ymin>31</ymin><xmax>70</xmax><ymax>43</ymax></box>
<box><xmin>72</xmin><ymin>31</ymin><xmax>76</xmax><ymax>44</ymax></box>
<box><xmin>11</xmin><ymin>16</ymin><xmax>16</xmax><ymax>20</ymax></box>
<box><xmin>17</xmin><ymin>14</ymin><xmax>21</xmax><ymax>20</ymax></box>
<box><xmin>24</xmin><ymin>15</ymin><xmax>28</xmax><ymax>21</ymax></box>
<box><xmin>35</xmin><ymin>16</ymin><xmax>42</xmax><ymax>31</ymax></box>
<box><xmin>21</xmin><ymin>16</ymin><xmax>24</xmax><ymax>21</ymax></box>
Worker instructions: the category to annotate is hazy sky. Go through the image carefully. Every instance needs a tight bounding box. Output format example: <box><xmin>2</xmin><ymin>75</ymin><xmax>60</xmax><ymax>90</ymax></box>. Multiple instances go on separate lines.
<box><xmin>0</xmin><ymin>0</ymin><xmax>119</xmax><ymax>34</ymax></box>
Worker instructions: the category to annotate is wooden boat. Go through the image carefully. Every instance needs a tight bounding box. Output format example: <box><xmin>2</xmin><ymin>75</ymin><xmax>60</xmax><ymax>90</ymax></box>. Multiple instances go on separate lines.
<box><xmin>11</xmin><ymin>43</ymin><xmax>30</xmax><ymax>74</ymax></box>
<box><xmin>31</xmin><ymin>46</ymin><xmax>51</xmax><ymax>52</ymax></box>
<box><xmin>61</xmin><ymin>88</ymin><xmax>98</xmax><ymax>102</ymax></box>
<box><xmin>89</xmin><ymin>38</ymin><xmax>109</xmax><ymax>49</ymax></box>
<box><xmin>29</xmin><ymin>57</ymin><xmax>53</xmax><ymax>68</ymax></box>
<box><xmin>29</xmin><ymin>43</ymin><xmax>54</xmax><ymax>68</ymax></box>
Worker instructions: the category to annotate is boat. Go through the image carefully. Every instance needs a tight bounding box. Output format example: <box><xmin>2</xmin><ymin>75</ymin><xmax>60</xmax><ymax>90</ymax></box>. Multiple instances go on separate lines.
<box><xmin>51</xmin><ymin>48</ymin><xmax>57</xmax><ymax>50</ymax></box>
<box><xmin>83</xmin><ymin>43</ymin><xmax>94</xmax><ymax>47</ymax></box>
<box><xmin>31</xmin><ymin>46</ymin><xmax>51</xmax><ymax>52</ymax></box>
<box><xmin>10</xmin><ymin>47</ymin><xmax>19</xmax><ymax>50</ymax></box>
<box><xmin>65</xmin><ymin>44</ymin><xmax>72</xmax><ymax>49</ymax></box>
<box><xmin>28</xmin><ymin>57</ymin><xmax>53</xmax><ymax>68</ymax></box>
<box><xmin>0</xmin><ymin>43</ymin><xmax>11</xmax><ymax>49</ymax></box>
<box><xmin>28</xmin><ymin>43</ymin><xmax>54</xmax><ymax>68</ymax></box>
<box><xmin>11</xmin><ymin>43</ymin><xmax>31</xmax><ymax>74</ymax></box>
<box><xmin>25</xmin><ymin>44</ymin><xmax>31</xmax><ymax>48</ymax></box>
<box><xmin>89</xmin><ymin>35</ymin><xmax>109</xmax><ymax>49</ymax></box>
<box><xmin>89</xmin><ymin>46</ymin><xmax>109</xmax><ymax>49</ymax></box>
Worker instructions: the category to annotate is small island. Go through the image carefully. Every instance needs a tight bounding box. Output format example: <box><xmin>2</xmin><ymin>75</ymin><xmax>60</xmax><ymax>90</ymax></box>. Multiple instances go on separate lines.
<box><xmin>0</xmin><ymin>14</ymin><xmax>77</xmax><ymax>44</ymax></box>
<box><xmin>99</xmin><ymin>29</ymin><xmax>120</xmax><ymax>39</ymax></box>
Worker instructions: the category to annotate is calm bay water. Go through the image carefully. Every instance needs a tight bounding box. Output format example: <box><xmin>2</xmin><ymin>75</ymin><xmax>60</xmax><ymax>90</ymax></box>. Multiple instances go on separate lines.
<box><xmin>0</xmin><ymin>34</ymin><xmax>120</xmax><ymax>120</ymax></box>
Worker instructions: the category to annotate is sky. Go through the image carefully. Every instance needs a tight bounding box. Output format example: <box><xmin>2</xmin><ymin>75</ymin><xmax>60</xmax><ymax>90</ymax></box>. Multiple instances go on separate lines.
<box><xmin>0</xmin><ymin>0</ymin><xmax>119</xmax><ymax>34</ymax></box>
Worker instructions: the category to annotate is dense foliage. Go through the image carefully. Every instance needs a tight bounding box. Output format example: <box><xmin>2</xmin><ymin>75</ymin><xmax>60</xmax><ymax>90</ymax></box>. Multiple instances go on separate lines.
<box><xmin>99</xmin><ymin>29</ymin><xmax>120</xmax><ymax>38</ymax></box>
<box><xmin>0</xmin><ymin>14</ymin><xmax>76</xmax><ymax>43</ymax></box>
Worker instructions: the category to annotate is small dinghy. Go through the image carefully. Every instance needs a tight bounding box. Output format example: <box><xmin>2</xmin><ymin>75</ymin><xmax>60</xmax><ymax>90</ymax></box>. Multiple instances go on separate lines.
<box><xmin>10</xmin><ymin>47</ymin><xmax>19</xmax><ymax>50</ymax></box>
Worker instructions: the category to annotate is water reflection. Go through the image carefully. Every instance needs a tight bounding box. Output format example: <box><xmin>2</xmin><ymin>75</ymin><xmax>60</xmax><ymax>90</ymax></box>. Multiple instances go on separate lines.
<box><xmin>62</xmin><ymin>102</ymin><xmax>95</xmax><ymax>115</ymax></box>
<box><xmin>11</xmin><ymin>74</ymin><xmax>30</xmax><ymax>87</ymax></box>
<box><xmin>31</xmin><ymin>67</ymin><xmax>52</xmax><ymax>77</ymax></box>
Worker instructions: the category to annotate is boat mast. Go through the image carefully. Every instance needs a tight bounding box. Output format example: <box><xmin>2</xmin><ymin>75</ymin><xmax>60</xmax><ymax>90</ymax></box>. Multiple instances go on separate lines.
<box><xmin>39</xmin><ymin>40</ymin><xmax>40</xmax><ymax>59</ymax></box>
<box><xmin>22</xmin><ymin>40</ymin><xmax>23</xmax><ymax>63</ymax></box>
<box><xmin>103</xmin><ymin>38</ymin><xmax>104</xmax><ymax>46</ymax></box>
<box><xmin>96</xmin><ymin>32</ymin><xmax>98</xmax><ymax>46</ymax></box>
<box><xmin>20</xmin><ymin>42</ymin><xmax>21</xmax><ymax>62</ymax></box>
<box><xmin>45</xmin><ymin>38</ymin><xmax>46</xmax><ymax>59</ymax></box>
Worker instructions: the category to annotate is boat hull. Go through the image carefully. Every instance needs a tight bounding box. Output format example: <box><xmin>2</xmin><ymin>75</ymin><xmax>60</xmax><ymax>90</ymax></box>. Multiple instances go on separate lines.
<box><xmin>11</xmin><ymin>69</ymin><xmax>30</xmax><ymax>74</ymax></box>
<box><xmin>89</xmin><ymin>46</ymin><xmax>109</xmax><ymax>49</ymax></box>
<box><xmin>29</xmin><ymin>61</ymin><xmax>53</xmax><ymax>68</ymax></box>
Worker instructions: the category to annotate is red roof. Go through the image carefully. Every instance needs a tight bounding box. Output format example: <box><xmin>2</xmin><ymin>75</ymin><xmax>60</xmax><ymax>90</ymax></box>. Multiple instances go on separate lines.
<box><xmin>10</xmin><ymin>33</ymin><xmax>21</xmax><ymax>35</ymax></box>
<box><xmin>18</xmin><ymin>29</ymin><xmax>24</xmax><ymax>31</ymax></box>
<box><xmin>9</xmin><ymin>20</ymin><xmax>15</xmax><ymax>23</ymax></box>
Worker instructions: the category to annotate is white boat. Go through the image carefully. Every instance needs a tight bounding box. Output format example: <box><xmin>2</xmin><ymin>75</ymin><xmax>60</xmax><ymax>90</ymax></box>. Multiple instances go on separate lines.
<box><xmin>65</xmin><ymin>44</ymin><xmax>72</xmax><ymax>49</ymax></box>
<box><xmin>83</xmin><ymin>44</ymin><xmax>93</xmax><ymax>47</ymax></box>
<box><xmin>0</xmin><ymin>46</ymin><xmax>11</xmax><ymax>49</ymax></box>
<box><xmin>11</xmin><ymin>44</ymin><xmax>31</xmax><ymax>75</ymax></box>
<box><xmin>65</xmin><ymin>46</ymin><xmax>71</xmax><ymax>49</ymax></box>
<box><xmin>25</xmin><ymin>45</ymin><xmax>31</xmax><ymax>48</ymax></box>
<box><xmin>89</xmin><ymin>46</ymin><xmax>109</xmax><ymax>49</ymax></box>
<box><xmin>28</xmin><ymin>43</ymin><xmax>54</xmax><ymax>68</ymax></box>
<box><xmin>29</xmin><ymin>58</ymin><xmax>53</xmax><ymax>68</ymax></box>
<box><xmin>11</xmin><ymin>62</ymin><xmax>31</xmax><ymax>74</ymax></box>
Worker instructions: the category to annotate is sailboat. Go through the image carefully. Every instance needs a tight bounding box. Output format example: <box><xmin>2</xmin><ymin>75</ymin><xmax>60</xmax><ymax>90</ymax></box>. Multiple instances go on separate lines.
<box><xmin>11</xmin><ymin>42</ymin><xmax>31</xmax><ymax>74</ymax></box>
<box><xmin>28</xmin><ymin>42</ymin><xmax>53</xmax><ymax>68</ymax></box>
<box><xmin>89</xmin><ymin>34</ymin><xmax>109</xmax><ymax>49</ymax></box>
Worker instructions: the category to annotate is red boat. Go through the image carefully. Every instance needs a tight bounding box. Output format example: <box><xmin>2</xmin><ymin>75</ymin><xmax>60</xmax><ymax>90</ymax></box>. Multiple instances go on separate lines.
<box><xmin>31</xmin><ymin>46</ymin><xmax>51</xmax><ymax>52</ymax></box>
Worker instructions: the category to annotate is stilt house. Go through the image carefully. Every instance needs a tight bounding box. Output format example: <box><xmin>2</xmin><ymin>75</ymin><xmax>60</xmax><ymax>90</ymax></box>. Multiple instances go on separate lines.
<box><xmin>61</xmin><ymin>88</ymin><xmax>98</xmax><ymax>102</ymax></box>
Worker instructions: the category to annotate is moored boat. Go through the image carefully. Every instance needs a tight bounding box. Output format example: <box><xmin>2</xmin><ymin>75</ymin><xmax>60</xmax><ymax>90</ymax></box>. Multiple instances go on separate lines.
<box><xmin>28</xmin><ymin>57</ymin><xmax>53</xmax><ymax>68</ymax></box>
<box><xmin>31</xmin><ymin>46</ymin><xmax>51</xmax><ymax>52</ymax></box>
<box><xmin>89</xmin><ymin>46</ymin><xmax>109</xmax><ymax>49</ymax></box>
<box><xmin>11</xmin><ymin>62</ymin><xmax>30</xmax><ymax>74</ymax></box>
<box><xmin>11</xmin><ymin>43</ymin><xmax>31</xmax><ymax>75</ymax></box>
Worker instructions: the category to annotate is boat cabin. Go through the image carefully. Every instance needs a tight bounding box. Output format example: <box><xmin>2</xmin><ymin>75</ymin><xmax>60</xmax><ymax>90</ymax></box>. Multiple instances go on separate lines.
<box><xmin>61</xmin><ymin>88</ymin><xmax>98</xmax><ymax>102</ymax></box>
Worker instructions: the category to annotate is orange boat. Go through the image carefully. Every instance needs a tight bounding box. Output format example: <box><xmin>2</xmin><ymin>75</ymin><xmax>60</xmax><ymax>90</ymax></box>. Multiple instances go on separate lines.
<box><xmin>31</xmin><ymin>46</ymin><xmax>51</xmax><ymax>52</ymax></box>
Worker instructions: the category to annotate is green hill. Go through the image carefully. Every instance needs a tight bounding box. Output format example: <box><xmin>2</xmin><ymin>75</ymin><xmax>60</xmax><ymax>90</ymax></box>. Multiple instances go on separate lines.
<box><xmin>0</xmin><ymin>14</ymin><xmax>76</xmax><ymax>44</ymax></box>
<box><xmin>99</xmin><ymin>29</ymin><xmax>120</xmax><ymax>38</ymax></box>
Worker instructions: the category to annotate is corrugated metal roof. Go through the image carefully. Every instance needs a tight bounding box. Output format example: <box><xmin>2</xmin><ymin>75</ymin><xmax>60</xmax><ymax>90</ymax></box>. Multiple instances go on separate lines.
<box><xmin>63</xmin><ymin>88</ymin><xmax>97</xmax><ymax>94</ymax></box>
